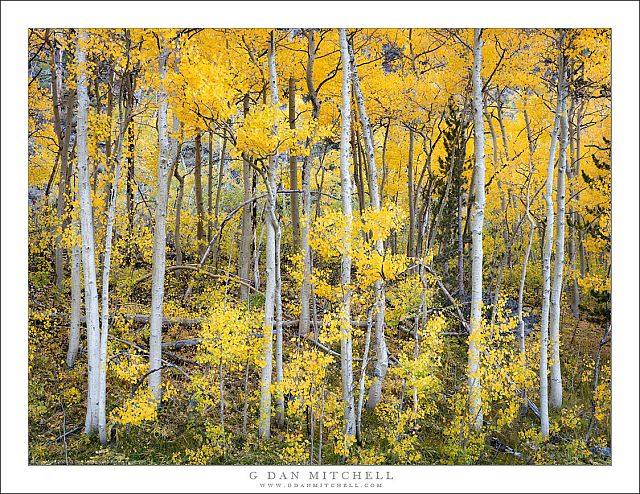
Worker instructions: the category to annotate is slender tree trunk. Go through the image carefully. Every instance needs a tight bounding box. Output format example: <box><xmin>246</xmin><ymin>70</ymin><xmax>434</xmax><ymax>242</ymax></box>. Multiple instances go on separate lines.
<box><xmin>379</xmin><ymin>120</ymin><xmax>390</xmax><ymax>202</ymax></box>
<box><xmin>407</xmin><ymin>128</ymin><xmax>416</xmax><ymax>258</ymax></box>
<box><xmin>76</xmin><ymin>30</ymin><xmax>101</xmax><ymax>435</ymax></box>
<box><xmin>54</xmin><ymin>92</ymin><xmax>75</xmax><ymax>294</ymax></box>
<box><xmin>102</xmin><ymin>68</ymin><xmax>115</xmax><ymax>218</ymax></box>
<box><xmin>539</xmin><ymin>33</ymin><xmax>566</xmax><ymax>437</ymax></box>
<box><xmin>350</xmin><ymin>42</ymin><xmax>388</xmax><ymax>410</ymax></box>
<box><xmin>98</xmin><ymin>106</ymin><xmax>131</xmax><ymax>444</ymax></box>
<box><xmin>352</xmin><ymin>123</ymin><xmax>364</xmax><ymax>215</ymax></box>
<box><xmin>126</xmin><ymin>123</ymin><xmax>135</xmax><ymax>241</ymax></box>
<box><xmin>568</xmin><ymin>99</ymin><xmax>581</xmax><ymax>318</ymax></box>
<box><xmin>550</xmin><ymin>63</ymin><xmax>569</xmax><ymax>410</ymax></box>
<box><xmin>174</xmin><ymin>165</ymin><xmax>185</xmax><ymax>267</ymax></box>
<box><xmin>338</xmin><ymin>28</ymin><xmax>356</xmax><ymax>439</ymax></box>
<box><xmin>66</xmin><ymin>210</ymin><xmax>82</xmax><ymax>368</ymax></box>
<box><xmin>254</xmin><ymin>212</ymin><xmax>263</xmax><ymax>292</ymax></box>
<box><xmin>517</xmin><ymin>108</ymin><xmax>536</xmax><ymax>368</ymax></box>
<box><xmin>288</xmin><ymin>76</ymin><xmax>301</xmax><ymax>251</ymax></box>
<box><xmin>497</xmin><ymin>96</ymin><xmax>510</xmax><ymax>162</ymax></box>
<box><xmin>98</xmin><ymin>45</ymin><xmax>135</xmax><ymax>443</ymax></box>
<box><xmin>148</xmin><ymin>44</ymin><xmax>171</xmax><ymax>403</ymax></box>
<box><xmin>468</xmin><ymin>28</ymin><xmax>485</xmax><ymax>430</ymax></box>
<box><xmin>457</xmin><ymin>177</ymin><xmax>465</xmax><ymax>298</ymax></box>
<box><xmin>299</xmin><ymin>153</ymin><xmax>313</xmax><ymax>336</ymax></box>
<box><xmin>207</xmin><ymin>131</ymin><xmax>214</xmax><ymax>241</ymax></box>
<box><xmin>194</xmin><ymin>132</ymin><xmax>205</xmax><ymax>258</ymax></box>
<box><xmin>239</xmin><ymin>95</ymin><xmax>253</xmax><ymax>302</ymax></box>
<box><xmin>356</xmin><ymin>308</ymin><xmax>373</xmax><ymax>443</ymax></box>
<box><xmin>275</xmin><ymin>225</ymin><xmax>285</xmax><ymax>428</ymax></box>
<box><xmin>299</xmin><ymin>29</ymin><xmax>319</xmax><ymax>336</ymax></box>
<box><xmin>484</xmin><ymin>92</ymin><xmax>499</xmax><ymax>170</ymax></box>
<box><xmin>211</xmin><ymin>135</ymin><xmax>227</xmax><ymax>268</ymax></box>
<box><xmin>51</xmin><ymin>43</ymin><xmax>72</xmax><ymax>294</ymax></box>
<box><xmin>258</xmin><ymin>31</ymin><xmax>280</xmax><ymax>439</ymax></box>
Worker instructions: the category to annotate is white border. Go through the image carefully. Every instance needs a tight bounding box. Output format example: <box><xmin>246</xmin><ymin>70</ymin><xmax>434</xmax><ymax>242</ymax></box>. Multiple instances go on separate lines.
<box><xmin>2</xmin><ymin>2</ymin><xmax>638</xmax><ymax>493</ymax></box>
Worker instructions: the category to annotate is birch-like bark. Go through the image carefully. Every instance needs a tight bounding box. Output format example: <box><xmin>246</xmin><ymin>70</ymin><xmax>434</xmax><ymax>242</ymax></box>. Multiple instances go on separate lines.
<box><xmin>539</xmin><ymin>33</ymin><xmax>566</xmax><ymax>437</ymax></box>
<box><xmin>148</xmin><ymin>44</ymin><xmax>171</xmax><ymax>403</ymax></box>
<box><xmin>517</xmin><ymin>108</ymin><xmax>536</xmax><ymax>365</ymax></box>
<box><xmin>50</xmin><ymin>41</ymin><xmax>73</xmax><ymax>294</ymax></box>
<box><xmin>76</xmin><ymin>30</ymin><xmax>101</xmax><ymax>435</ymax></box>
<box><xmin>338</xmin><ymin>28</ymin><xmax>356</xmax><ymax>438</ymax></box>
<box><xmin>98</xmin><ymin>78</ymin><xmax>133</xmax><ymax>444</ymax></box>
<box><xmin>550</xmin><ymin>64</ymin><xmax>569</xmax><ymax>410</ymax></box>
<box><xmin>349</xmin><ymin>42</ymin><xmax>388</xmax><ymax>410</ymax></box>
<box><xmin>275</xmin><ymin>225</ymin><xmax>285</xmax><ymax>428</ymax></box>
<box><xmin>66</xmin><ymin>212</ymin><xmax>82</xmax><ymax>368</ymax></box>
<box><xmin>356</xmin><ymin>308</ymin><xmax>373</xmax><ymax>443</ymax></box>
<box><xmin>126</xmin><ymin>123</ymin><xmax>135</xmax><ymax>240</ymax></box>
<box><xmin>468</xmin><ymin>28</ymin><xmax>485</xmax><ymax>430</ymax></box>
<box><xmin>258</xmin><ymin>31</ymin><xmax>280</xmax><ymax>439</ymax></box>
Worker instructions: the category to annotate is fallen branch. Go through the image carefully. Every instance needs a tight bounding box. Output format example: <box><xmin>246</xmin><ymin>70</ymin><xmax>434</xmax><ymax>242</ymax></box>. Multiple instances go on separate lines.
<box><xmin>47</xmin><ymin>425</ymin><xmax>83</xmax><ymax>444</ymax></box>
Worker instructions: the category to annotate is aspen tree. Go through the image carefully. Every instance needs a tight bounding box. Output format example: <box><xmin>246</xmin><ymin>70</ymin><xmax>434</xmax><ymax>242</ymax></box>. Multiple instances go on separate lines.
<box><xmin>349</xmin><ymin>42</ymin><xmax>388</xmax><ymax>410</ymax></box>
<box><xmin>98</xmin><ymin>49</ymin><xmax>134</xmax><ymax>444</ymax></box>
<box><xmin>149</xmin><ymin>38</ymin><xmax>171</xmax><ymax>403</ymax></box>
<box><xmin>173</xmin><ymin>155</ymin><xmax>185</xmax><ymax>267</ymax></box>
<box><xmin>518</xmin><ymin>108</ymin><xmax>536</xmax><ymax>364</ymax></box>
<box><xmin>288</xmin><ymin>75</ymin><xmax>301</xmax><ymax>251</ymax></box>
<box><xmin>49</xmin><ymin>35</ymin><xmax>73</xmax><ymax>294</ymax></box>
<box><xmin>298</xmin><ymin>29</ymin><xmax>319</xmax><ymax>336</ymax></box>
<box><xmin>76</xmin><ymin>29</ymin><xmax>101</xmax><ymax>435</ymax></box>
<box><xmin>258</xmin><ymin>30</ymin><xmax>282</xmax><ymax>439</ymax></box>
<box><xmin>66</xmin><ymin>210</ymin><xmax>81</xmax><ymax>368</ymax></box>
<box><xmin>338</xmin><ymin>27</ymin><xmax>356</xmax><ymax>438</ymax></box>
<box><xmin>468</xmin><ymin>28</ymin><xmax>485</xmax><ymax>430</ymax></box>
<box><xmin>239</xmin><ymin>94</ymin><xmax>253</xmax><ymax>302</ymax></box>
<box><xmin>540</xmin><ymin>31</ymin><xmax>566</xmax><ymax>437</ymax></box>
<box><xmin>407</xmin><ymin>128</ymin><xmax>415</xmax><ymax>258</ymax></box>
<box><xmin>550</xmin><ymin>57</ymin><xmax>569</xmax><ymax>410</ymax></box>
<box><xmin>194</xmin><ymin>132</ymin><xmax>205</xmax><ymax>257</ymax></box>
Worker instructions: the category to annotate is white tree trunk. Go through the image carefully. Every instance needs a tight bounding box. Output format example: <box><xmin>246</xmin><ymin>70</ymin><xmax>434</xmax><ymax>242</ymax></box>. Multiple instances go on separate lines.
<box><xmin>98</xmin><ymin>92</ymin><xmax>132</xmax><ymax>444</ymax></box>
<box><xmin>275</xmin><ymin>226</ymin><xmax>285</xmax><ymax>428</ymax></box>
<box><xmin>299</xmin><ymin>153</ymin><xmax>313</xmax><ymax>336</ymax></box>
<box><xmin>550</xmin><ymin>66</ymin><xmax>569</xmax><ymax>410</ymax></box>
<box><xmin>468</xmin><ymin>28</ymin><xmax>485</xmax><ymax>430</ymax></box>
<box><xmin>76</xmin><ymin>30</ymin><xmax>101</xmax><ymax>435</ymax></box>
<box><xmin>349</xmin><ymin>43</ymin><xmax>388</xmax><ymax>410</ymax></box>
<box><xmin>338</xmin><ymin>28</ymin><xmax>356</xmax><ymax>439</ymax></box>
<box><xmin>148</xmin><ymin>45</ymin><xmax>171</xmax><ymax>403</ymax></box>
<box><xmin>539</xmin><ymin>35</ymin><xmax>566</xmax><ymax>438</ymax></box>
<box><xmin>258</xmin><ymin>31</ymin><xmax>281</xmax><ymax>439</ymax></box>
<box><xmin>518</xmin><ymin>109</ymin><xmax>536</xmax><ymax>365</ymax></box>
<box><xmin>66</xmin><ymin>216</ymin><xmax>82</xmax><ymax>369</ymax></box>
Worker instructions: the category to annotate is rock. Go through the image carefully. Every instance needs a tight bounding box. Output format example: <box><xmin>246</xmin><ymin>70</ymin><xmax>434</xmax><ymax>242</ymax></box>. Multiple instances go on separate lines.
<box><xmin>589</xmin><ymin>446</ymin><xmax>611</xmax><ymax>458</ymax></box>
<box><xmin>28</xmin><ymin>186</ymin><xmax>43</xmax><ymax>208</ymax></box>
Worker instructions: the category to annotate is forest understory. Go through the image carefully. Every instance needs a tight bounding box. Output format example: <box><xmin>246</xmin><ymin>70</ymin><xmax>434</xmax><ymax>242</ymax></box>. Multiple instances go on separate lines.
<box><xmin>27</xmin><ymin>27</ymin><xmax>611</xmax><ymax>465</ymax></box>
